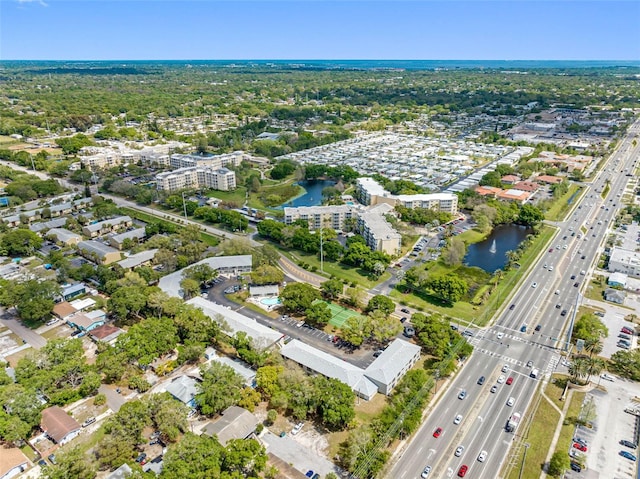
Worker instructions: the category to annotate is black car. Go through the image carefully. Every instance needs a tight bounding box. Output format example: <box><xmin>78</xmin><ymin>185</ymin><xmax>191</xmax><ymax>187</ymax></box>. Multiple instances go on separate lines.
<box><xmin>570</xmin><ymin>462</ymin><xmax>582</xmax><ymax>472</ymax></box>
<box><xmin>401</xmin><ymin>308</ymin><xmax>410</xmax><ymax>314</ymax></box>
<box><xmin>400</xmin><ymin>317</ymin><xmax>408</xmax><ymax>323</ymax></box>
<box><xmin>581</xmin><ymin>255</ymin><xmax>586</xmax><ymax>260</ymax></box>
<box><xmin>620</xmin><ymin>439</ymin><xmax>638</xmax><ymax>449</ymax></box>
<box><xmin>574</xmin><ymin>282</ymin><xmax>580</xmax><ymax>287</ymax></box>
<box><xmin>561</xmin><ymin>310</ymin><xmax>568</xmax><ymax>317</ymax></box>
<box><xmin>509</xmin><ymin>304</ymin><xmax>516</xmax><ymax>311</ymax></box>
<box><xmin>570</xmin><ymin>275</ymin><xmax>576</xmax><ymax>280</ymax></box>
<box><xmin>477</xmin><ymin>376</ymin><xmax>486</xmax><ymax>385</ymax></box>
<box><xmin>535</xmin><ymin>325</ymin><xmax>542</xmax><ymax>332</ymax></box>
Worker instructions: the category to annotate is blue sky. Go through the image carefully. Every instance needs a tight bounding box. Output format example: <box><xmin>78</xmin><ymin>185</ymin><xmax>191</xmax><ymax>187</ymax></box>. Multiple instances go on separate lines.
<box><xmin>1</xmin><ymin>1</ymin><xmax>639</xmax><ymax>60</ymax></box>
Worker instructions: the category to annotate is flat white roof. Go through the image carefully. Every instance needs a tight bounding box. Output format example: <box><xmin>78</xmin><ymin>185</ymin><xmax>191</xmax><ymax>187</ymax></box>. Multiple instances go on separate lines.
<box><xmin>364</xmin><ymin>339</ymin><xmax>421</xmax><ymax>385</ymax></box>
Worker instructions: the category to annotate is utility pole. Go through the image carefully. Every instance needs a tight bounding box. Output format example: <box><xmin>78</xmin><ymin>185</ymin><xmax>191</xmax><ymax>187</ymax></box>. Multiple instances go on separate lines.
<box><xmin>181</xmin><ymin>192</ymin><xmax>188</xmax><ymax>220</ymax></box>
<box><xmin>518</xmin><ymin>443</ymin><xmax>530</xmax><ymax>479</ymax></box>
<box><xmin>320</xmin><ymin>225</ymin><xmax>324</xmax><ymax>273</ymax></box>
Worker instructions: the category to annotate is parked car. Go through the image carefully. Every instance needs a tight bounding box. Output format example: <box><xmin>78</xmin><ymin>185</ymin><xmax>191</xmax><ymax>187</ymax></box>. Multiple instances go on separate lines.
<box><xmin>291</xmin><ymin>422</ymin><xmax>304</xmax><ymax>435</ymax></box>
<box><xmin>401</xmin><ymin>308</ymin><xmax>410</xmax><ymax>314</ymax></box>
<box><xmin>570</xmin><ymin>462</ymin><xmax>582</xmax><ymax>472</ymax></box>
<box><xmin>620</xmin><ymin>440</ymin><xmax>637</xmax><ymax>449</ymax></box>
<box><xmin>573</xmin><ymin>443</ymin><xmax>587</xmax><ymax>452</ymax></box>
<box><xmin>506</xmin><ymin>377</ymin><xmax>514</xmax><ymax>386</ymax></box>
<box><xmin>48</xmin><ymin>454</ymin><xmax>57</xmax><ymax>465</ymax></box>
<box><xmin>620</xmin><ymin>450</ymin><xmax>637</xmax><ymax>461</ymax></box>
<box><xmin>601</xmin><ymin>373</ymin><xmax>615</xmax><ymax>381</ymax></box>
<box><xmin>82</xmin><ymin>417</ymin><xmax>96</xmax><ymax>427</ymax></box>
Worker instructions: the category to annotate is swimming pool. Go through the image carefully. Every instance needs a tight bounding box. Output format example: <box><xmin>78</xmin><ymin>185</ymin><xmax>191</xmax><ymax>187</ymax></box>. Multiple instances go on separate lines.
<box><xmin>260</xmin><ymin>297</ymin><xmax>282</xmax><ymax>306</ymax></box>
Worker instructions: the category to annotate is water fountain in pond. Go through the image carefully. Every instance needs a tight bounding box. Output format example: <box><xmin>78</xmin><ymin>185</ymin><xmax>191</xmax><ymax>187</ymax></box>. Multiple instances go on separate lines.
<box><xmin>489</xmin><ymin>239</ymin><xmax>497</xmax><ymax>254</ymax></box>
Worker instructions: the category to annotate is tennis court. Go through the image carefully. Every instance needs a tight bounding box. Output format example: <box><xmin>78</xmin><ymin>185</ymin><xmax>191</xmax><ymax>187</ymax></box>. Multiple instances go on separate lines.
<box><xmin>313</xmin><ymin>300</ymin><xmax>363</xmax><ymax>328</ymax></box>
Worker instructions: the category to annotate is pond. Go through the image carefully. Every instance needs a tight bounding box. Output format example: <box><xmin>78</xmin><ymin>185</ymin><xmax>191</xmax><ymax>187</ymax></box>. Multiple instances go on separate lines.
<box><xmin>464</xmin><ymin>224</ymin><xmax>533</xmax><ymax>273</ymax></box>
<box><xmin>279</xmin><ymin>180</ymin><xmax>336</xmax><ymax>208</ymax></box>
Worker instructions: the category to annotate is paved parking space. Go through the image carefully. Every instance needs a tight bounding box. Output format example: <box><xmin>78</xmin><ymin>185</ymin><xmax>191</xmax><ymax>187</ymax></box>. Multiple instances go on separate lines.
<box><xmin>593</xmin><ymin>306</ymin><xmax>637</xmax><ymax>359</ymax></box>
<box><xmin>564</xmin><ymin>379</ymin><xmax>640</xmax><ymax>479</ymax></box>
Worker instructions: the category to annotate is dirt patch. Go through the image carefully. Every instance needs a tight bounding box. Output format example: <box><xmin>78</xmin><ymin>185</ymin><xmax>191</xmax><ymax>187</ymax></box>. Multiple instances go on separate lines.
<box><xmin>4</xmin><ymin>347</ymin><xmax>33</xmax><ymax>366</ymax></box>
<box><xmin>0</xmin><ymin>334</ymin><xmax>20</xmax><ymax>356</ymax></box>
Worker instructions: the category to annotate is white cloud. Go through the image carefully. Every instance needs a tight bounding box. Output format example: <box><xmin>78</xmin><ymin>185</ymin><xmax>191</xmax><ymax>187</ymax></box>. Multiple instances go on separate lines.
<box><xmin>17</xmin><ymin>0</ymin><xmax>48</xmax><ymax>6</ymax></box>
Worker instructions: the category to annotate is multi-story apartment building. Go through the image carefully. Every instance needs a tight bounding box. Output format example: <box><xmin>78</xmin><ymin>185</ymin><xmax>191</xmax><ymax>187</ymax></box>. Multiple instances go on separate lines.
<box><xmin>169</xmin><ymin>151</ymin><xmax>246</xmax><ymax>170</ymax></box>
<box><xmin>356</xmin><ymin>204</ymin><xmax>402</xmax><ymax>256</ymax></box>
<box><xmin>155</xmin><ymin>166</ymin><xmax>236</xmax><ymax>192</ymax></box>
<box><xmin>355</xmin><ymin>177</ymin><xmax>458</xmax><ymax>214</ymax></box>
<box><xmin>283</xmin><ymin>205</ymin><xmax>358</xmax><ymax>231</ymax></box>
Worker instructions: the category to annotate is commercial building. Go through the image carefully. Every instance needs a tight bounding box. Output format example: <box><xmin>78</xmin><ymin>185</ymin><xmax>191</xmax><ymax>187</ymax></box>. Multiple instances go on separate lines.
<box><xmin>609</xmin><ymin>247</ymin><xmax>640</xmax><ymax>278</ymax></box>
<box><xmin>355</xmin><ymin>177</ymin><xmax>458</xmax><ymax>214</ymax></box>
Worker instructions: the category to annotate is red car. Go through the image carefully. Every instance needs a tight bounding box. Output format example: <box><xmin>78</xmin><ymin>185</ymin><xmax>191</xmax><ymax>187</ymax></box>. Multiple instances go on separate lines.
<box><xmin>506</xmin><ymin>377</ymin><xmax>514</xmax><ymax>385</ymax></box>
<box><xmin>573</xmin><ymin>442</ymin><xmax>587</xmax><ymax>452</ymax></box>
<box><xmin>458</xmin><ymin>465</ymin><xmax>468</xmax><ymax>477</ymax></box>
<box><xmin>433</xmin><ymin>427</ymin><xmax>443</xmax><ymax>438</ymax></box>
<box><xmin>622</xmin><ymin>327</ymin><xmax>633</xmax><ymax>335</ymax></box>
<box><xmin>548</xmin><ymin>248</ymin><xmax>554</xmax><ymax>253</ymax></box>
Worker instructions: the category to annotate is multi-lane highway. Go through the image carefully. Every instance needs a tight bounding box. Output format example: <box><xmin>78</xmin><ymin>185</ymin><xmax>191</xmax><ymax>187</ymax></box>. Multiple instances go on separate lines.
<box><xmin>389</xmin><ymin>119</ymin><xmax>640</xmax><ymax>479</ymax></box>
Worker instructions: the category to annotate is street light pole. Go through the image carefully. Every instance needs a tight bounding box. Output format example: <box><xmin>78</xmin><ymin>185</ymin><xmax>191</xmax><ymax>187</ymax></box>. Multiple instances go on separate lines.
<box><xmin>518</xmin><ymin>443</ymin><xmax>530</xmax><ymax>479</ymax></box>
<box><xmin>29</xmin><ymin>154</ymin><xmax>36</xmax><ymax>172</ymax></box>
<box><xmin>320</xmin><ymin>225</ymin><xmax>324</xmax><ymax>273</ymax></box>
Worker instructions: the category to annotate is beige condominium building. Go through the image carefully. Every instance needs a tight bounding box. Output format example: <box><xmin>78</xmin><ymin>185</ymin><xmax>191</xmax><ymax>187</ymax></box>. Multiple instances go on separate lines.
<box><xmin>155</xmin><ymin>166</ymin><xmax>236</xmax><ymax>192</ymax></box>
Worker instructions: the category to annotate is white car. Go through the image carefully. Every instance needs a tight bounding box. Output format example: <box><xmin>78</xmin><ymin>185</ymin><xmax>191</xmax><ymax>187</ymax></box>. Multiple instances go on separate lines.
<box><xmin>548</xmin><ymin>266</ymin><xmax>554</xmax><ymax>271</ymax></box>
<box><xmin>291</xmin><ymin>422</ymin><xmax>304</xmax><ymax>435</ymax></box>
<box><xmin>502</xmin><ymin>364</ymin><xmax>509</xmax><ymax>373</ymax></box>
<box><xmin>497</xmin><ymin>375</ymin><xmax>505</xmax><ymax>384</ymax></box>
<box><xmin>601</xmin><ymin>373</ymin><xmax>615</xmax><ymax>382</ymax></box>
<box><xmin>532</xmin><ymin>282</ymin><xmax>538</xmax><ymax>288</ymax></box>
<box><xmin>496</xmin><ymin>332</ymin><xmax>504</xmax><ymax>340</ymax></box>
<box><xmin>454</xmin><ymin>414</ymin><xmax>463</xmax><ymax>425</ymax></box>
<box><xmin>477</xmin><ymin>450</ymin><xmax>487</xmax><ymax>463</ymax></box>
<box><xmin>507</xmin><ymin>397</ymin><xmax>515</xmax><ymax>407</ymax></box>
<box><xmin>421</xmin><ymin>466</ymin><xmax>432</xmax><ymax>478</ymax></box>
<box><xmin>454</xmin><ymin>446</ymin><xmax>464</xmax><ymax>457</ymax></box>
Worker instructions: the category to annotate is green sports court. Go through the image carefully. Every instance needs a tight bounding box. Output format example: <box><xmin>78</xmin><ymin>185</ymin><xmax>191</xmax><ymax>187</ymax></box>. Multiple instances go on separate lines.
<box><xmin>313</xmin><ymin>300</ymin><xmax>364</xmax><ymax>328</ymax></box>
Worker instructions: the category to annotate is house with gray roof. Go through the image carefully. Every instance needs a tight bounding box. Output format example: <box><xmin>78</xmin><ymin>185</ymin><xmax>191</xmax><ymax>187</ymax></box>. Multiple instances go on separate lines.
<box><xmin>29</xmin><ymin>217</ymin><xmax>68</xmax><ymax>233</ymax></box>
<box><xmin>201</xmin><ymin>406</ymin><xmax>259</xmax><ymax>445</ymax></box>
<box><xmin>605</xmin><ymin>288</ymin><xmax>626</xmax><ymax>304</ymax></box>
<box><xmin>77</xmin><ymin>240</ymin><xmax>121</xmax><ymax>264</ymax></box>
<box><xmin>108</xmin><ymin>228</ymin><xmax>146</xmax><ymax>249</ymax></box>
<box><xmin>46</xmin><ymin>228</ymin><xmax>82</xmax><ymax>246</ymax></box>
<box><xmin>165</xmin><ymin>375</ymin><xmax>199</xmax><ymax>408</ymax></box>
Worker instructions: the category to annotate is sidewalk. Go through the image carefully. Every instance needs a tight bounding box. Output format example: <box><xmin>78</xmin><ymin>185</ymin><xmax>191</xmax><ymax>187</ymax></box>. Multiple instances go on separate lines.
<box><xmin>539</xmin><ymin>386</ymin><xmax>574</xmax><ymax>479</ymax></box>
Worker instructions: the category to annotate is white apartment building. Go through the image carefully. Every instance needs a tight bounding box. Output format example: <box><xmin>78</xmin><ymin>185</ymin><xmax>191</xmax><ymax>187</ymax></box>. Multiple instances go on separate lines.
<box><xmin>169</xmin><ymin>151</ymin><xmax>246</xmax><ymax>170</ymax></box>
<box><xmin>284</xmin><ymin>205</ymin><xmax>358</xmax><ymax>231</ymax></box>
<box><xmin>283</xmin><ymin>203</ymin><xmax>401</xmax><ymax>255</ymax></box>
<box><xmin>609</xmin><ymin>247</ymin><xmax>640</xmax><ymax>278</ymax></box>
<box><xmin>156</xmin><ymin>166</ymin><xmax>236</xmax><ymax>192</ymax></box>
<box><xmin>80</xmin><ymin>142</ymin><xmax>185</xmax><ymax>169</ymax></box>
<box><xmin>355</xmin><ymin>177</ymin><xmax>458</xmax><ymax>214</ymax></box>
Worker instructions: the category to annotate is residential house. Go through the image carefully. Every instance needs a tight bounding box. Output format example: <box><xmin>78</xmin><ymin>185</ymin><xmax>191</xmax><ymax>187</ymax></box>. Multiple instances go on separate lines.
<box><xmin>52</xmin><ymin>301</ymin><xmax>77</xmax><ymax>322</ymax></box>
<box><xmin>69</xmin><ymin>297</ymin><xmax>96</xmax><ymax>312</ymax></box>
<box><xmin>0</xmin><ymin>447</ymin><xmax>29</xmax><ymax>479</ymax></box>
<box><xmin>40</xmin><ymin>406</ymin><xmax>81</xmax><ymax>444</ymax></box>
<box><xmin>513</xmin><ymin>181</ymin><xmax>539</xmax><ymax>193</ymax></box>
<box><xmin>61</xmin><ymin>283</ymin><xmax>86</xmax><ymax>301</ymax></box>
<box><xmin>106</xmin><ymin>464</ymin><xmax>133</xmax><ymax>479</ymax></box>
<box><xmin>500</xmin><ymin>175</ymin><xmax>520</xmax><ymax>184</ymax></box>
<box><xmin>608</xmin><ymin>272</ymin><xmax>628</xmax><ymax>288</ymax></box>
<box><xmin>89</xmin><ymin>324</ymin><xmax>125</xmax><ymax>344</ymax></box>
<box><xmin>77</xmin><ymin>240</ymin><xmax>121</xmax><ymax>265</ymax></box>
<box><xmin>605</xmin><ymin>288</ymin><xmax>626</xmax><ymax>304</ymax></box>
<box><xmin>165</xmin><ymin>375</ymin><xmax>199</xmax><ymax>408</ymax></box>
<box><xmin>201</xmin><ymin>406</ymin><xmax>259</xmax><ymax>446</ymax></box>
<box><xmin>204</xmin><ymin>348</ymin><xmax>256</xmax><ymax>387</ymax></box>
<box><xmin>67</xmin><ymin>311</ymin><xmax>106</xmax><ymax>333</ymax></box>
<box><xmin>29</xmin><ymin>217</ymin><xmax>68</xmax><ymax>234</ymax></box>
<box><xmin>535</xmin><ymin>175</ymin><xmax>564</xmax><ymax>185</ymax></box>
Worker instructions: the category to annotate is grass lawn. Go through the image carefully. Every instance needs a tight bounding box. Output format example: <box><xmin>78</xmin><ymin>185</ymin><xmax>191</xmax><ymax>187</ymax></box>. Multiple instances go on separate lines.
<box><xmin>4</xmin><ymin>348</ymin><xmax>32</xmax><ymax>367</ymax></box>
<box><xmin>546</xmin><ymin>375</ymin><xmax>569</xmax><ymax>411</ymax></box>
<box><xmin>120</xmin><ymin>207</ymin><xmax>220</xmax><ymax>246</ymax></box>
<box><xmin>457</xmin><ymin>228</ymin><xmax>487</xmax><ymax>245</ymax></box>
<box><xmin>206</xmin><ymin>186</ymin><xmax>247</xmax><ymax>205</ymax></box>
<box><xmin>556</xmin><ymin>390</ymin><xmax>586</xmax><ymax>456</ymax></box>
<box><xmin>584</xmin><ymin>275</ymin><xmax>607</xmax><ymax>302</ymax></box>
<box><xmin>392</xmin><ymin>225</ymin><xmax>555</xmax><ymax>326</ymax></box>
<box><xmin>508</xmin><ymin>396</ymin><xmax>561</xmax><ymax>479</ymax></box>
<box><xmin>284</xmin><ymin>249</ymin><xmax>391</xmax><ymax>290</ymax></box>
<box><xmin>545</xmin><ymin>184</ymin><xmax>583</xmax><ymax>222</ymax></box>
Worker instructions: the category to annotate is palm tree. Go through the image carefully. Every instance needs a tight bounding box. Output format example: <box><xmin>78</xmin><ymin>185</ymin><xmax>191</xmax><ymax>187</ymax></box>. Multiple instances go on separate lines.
<box><xmin>586</xmin><ymin>357</ymin><xmax>605</xmax><ymax>383</ymax></box>
<box><xmin>568</xmin><ymin>357</ymin><xmax>590</xmax><ymax>384</ymax></box>
<box><xmin>584</xmin><ymin>338</ymin><xmax>603</xmax><ymax>357</ymax></box>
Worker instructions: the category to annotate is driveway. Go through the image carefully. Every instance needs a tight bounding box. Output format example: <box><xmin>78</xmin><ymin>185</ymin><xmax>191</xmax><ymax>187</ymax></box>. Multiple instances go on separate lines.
<box><xmin>98</xmin><ymin>384</ymin><xmax>127</xmax><ymax>413</ymax></box>
<box><xmin>260</xmin><ymin>430</ymin><xmax>343</xmax><ymax>478</ymax></box>
<box><xmin>0</xmin><ymin>308</ymin><xmax>46</xmax><ymax>349</ymax></box>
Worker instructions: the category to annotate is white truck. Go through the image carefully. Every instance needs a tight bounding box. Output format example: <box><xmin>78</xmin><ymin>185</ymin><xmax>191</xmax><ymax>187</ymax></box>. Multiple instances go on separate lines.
<box><xmin>530</xmin><ymin>368</ymin><xmax>539</xmax><ymax>379</ymax></box>
<box><xmin>506</xmin><ymin>412</ymin><xmax>521</xmax><ymax>432</ymax></box>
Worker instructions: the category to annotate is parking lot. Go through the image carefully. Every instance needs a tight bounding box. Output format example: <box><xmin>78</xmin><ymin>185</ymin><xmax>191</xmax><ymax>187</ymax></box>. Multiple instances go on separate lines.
<box><xmin>563</xmin><ymin>379</ymin><xmax>640</xmax><ymax>479</ymax></box>
<box><xmin>588</xmin><ymin>301</ymin><xmax>637</xmax><ymax>359</ymax></box>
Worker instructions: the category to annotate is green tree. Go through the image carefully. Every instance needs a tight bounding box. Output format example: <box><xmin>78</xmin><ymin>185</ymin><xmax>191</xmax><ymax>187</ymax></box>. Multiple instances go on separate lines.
<box><xmin>573</xmin><ymin>313</ymin><xmax>608</xmax><ymax>343</ymax></box>
<box><xmin>160</xmin><ymin>433</ymin><xmax>224</xmax><ymax>479</ymax></box>
<box><xmin>1</xmin><ymin>229</ymin><xmax>43</xmax><ymax>256</ymax></box>
<box><xmin>321</xmin><ymin>278</ymin><xmax>344</xmax><ymax>300</ymax></box>
<box><xmin>42</xmin><ymin>446</ymin><xmax>96</xmax><ymax>479</ymax></box>
<box><xmin>366</xmin><ymin>295</ymin><xmax>395</xmax><ymax>315</ymax></box>
<box><xmin>517</xmin><ymin>203</ymin><xmax>545</xmax><ymax>226</ymax></box>
<box><xmin>280</xmin><ymin>282</ymin><xmax>320</xmax><ymax>314</ymax></box>
<box><xmin>424</xmin><ymin>275</ymin><xmax>468</xmax><ymax>303</ymax></box>
<box><xmin>250</xmin><ymin>264</ymin><xmax>284</xmax><ymax>285</ymax></box>
<box><xmin>305</xmin><ymin>302</ymin><xmax>332</xmax><ymax>327</ymax></box>
<box><xmin>222</xmin><ymin>438</ymin><xmax>268</xmax><ymax>477</ymax></box>
<box><xmin>255</xmin><ymin>365</ymin><xmax>283</xmax><ymax>399</ymax></box>
<box><xmin>313</xmin><ymin>376</ymin><xmax>355</xmax><ymax>430</ymax></box>
<box><xmin>548</xmin><ymin>451</ymin><xmax>570</xmax><ymax>477</ymax></box>
<box><xmin>197</xmin><ymin>362</ymin><xmax>244</xmax><ymax>416</ymax></box>
<box><xmin>180</xmin><ymin>277</ymin><xmax>200</xmax><ymax>300</ymax></box>
<box><xmin>367</xmin><ymin>310</ymin><xmax>402</xmax><ymax>344</ymax></box>
<box><xmin>442</xmin><ymin>237</ymin><xmax>466</xmax><ymax>267</ymax></box>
